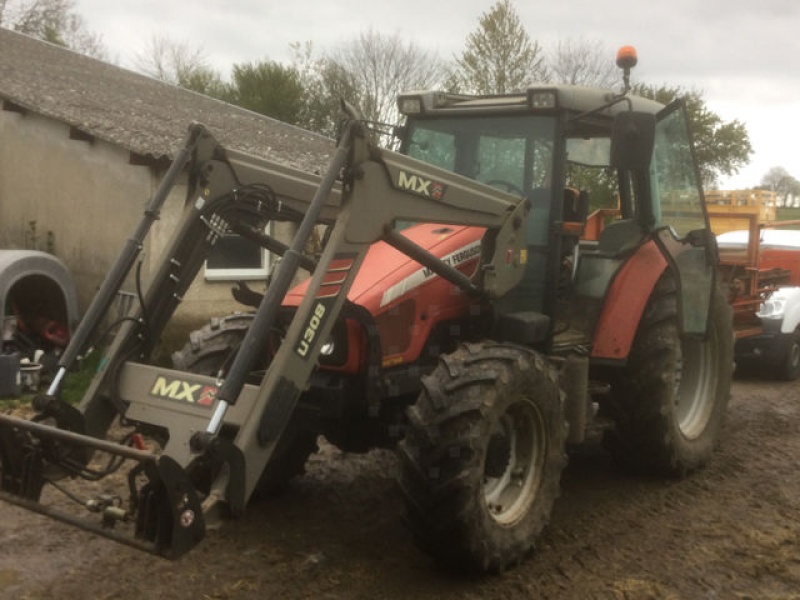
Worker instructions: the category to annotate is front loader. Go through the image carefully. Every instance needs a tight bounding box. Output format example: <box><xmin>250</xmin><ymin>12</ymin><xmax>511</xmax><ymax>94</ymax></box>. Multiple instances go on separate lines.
<box><xmin>0</xmin><ymin>48</ymin><xmax>732</xmax><ymax>572</ymax></box>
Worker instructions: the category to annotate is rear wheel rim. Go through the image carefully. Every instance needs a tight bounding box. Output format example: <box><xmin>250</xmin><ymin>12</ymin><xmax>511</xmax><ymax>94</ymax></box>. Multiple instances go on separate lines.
<box><xmin>483</xmin><ymin>398</ymin><xmax>546</xmax><ymax>526</ymax></box>
<box><xmin>674</xmin><ymin>327</ymin><xmax>718</xmax><ymax>439</ymax></box>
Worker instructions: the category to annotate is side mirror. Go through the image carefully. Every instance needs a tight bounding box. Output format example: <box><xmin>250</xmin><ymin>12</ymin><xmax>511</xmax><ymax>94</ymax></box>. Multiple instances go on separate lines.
<box><xmin>610</xmin><ymin>111</ymin><xmax>656</xmax><ymax>170</ymax></box>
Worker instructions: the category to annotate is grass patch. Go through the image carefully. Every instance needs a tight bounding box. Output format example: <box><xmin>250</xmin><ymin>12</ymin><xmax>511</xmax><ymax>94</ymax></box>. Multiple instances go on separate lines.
<box><xmin>776</xmin><ymin>207</ymin><xmax>800</xmax><ymax>227</ymax></box>
<box><xmin>60</xmin><ymin>350</ymin><xmax>105</xmax><ymax>405</ymax></box>
<box><xmin>0</xmin><ymin>395</ymin><xmax>27</xmax><ymax>411</ymax></box>
<box><xmin>0</xmin><ymin>350</ymin><xmax>105</xmax><ymax>410</ymax></box>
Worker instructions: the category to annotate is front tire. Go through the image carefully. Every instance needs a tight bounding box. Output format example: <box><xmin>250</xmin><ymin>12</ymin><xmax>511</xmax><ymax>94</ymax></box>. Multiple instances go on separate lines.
<box><xmin>172</xmin><ymin>313</ymin><xmax>318</xmax><ymax>494</ymax></box>
<box><xmin>603</xmin><ymin>272</ymin><xmax>733</xmax><ymax>475</ymax></box>
<box><xmin>397</xmin><ymin>342</ymin><xmax>566</xmax><ymax>572</ymax></box>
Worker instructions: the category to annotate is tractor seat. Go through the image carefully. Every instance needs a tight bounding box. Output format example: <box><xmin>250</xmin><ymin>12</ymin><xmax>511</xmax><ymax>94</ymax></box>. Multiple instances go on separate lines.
<box><xmin>563</xmin><ymin>187</ymin><xmax>589</xmax><ymax>224</ymax></box>
<box><xmin>596</xmin><ymin>219</ymin><xmax>644</xmax><ymax>257</ymax></box>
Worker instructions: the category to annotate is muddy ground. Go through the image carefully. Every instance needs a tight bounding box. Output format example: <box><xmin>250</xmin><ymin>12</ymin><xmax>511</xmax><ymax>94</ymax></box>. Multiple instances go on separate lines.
<box><xmin>0</xmin><ymin>376</ymin><xmax>799</xmax><ymax>600</ymax></box>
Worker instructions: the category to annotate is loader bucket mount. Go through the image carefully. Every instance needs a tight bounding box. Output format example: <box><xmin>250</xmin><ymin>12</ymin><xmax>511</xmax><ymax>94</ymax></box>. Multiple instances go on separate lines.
<box><xmin>0</xmin><ymin>412</ymin><xmax>205</xmax><ymax>558</ymax></box>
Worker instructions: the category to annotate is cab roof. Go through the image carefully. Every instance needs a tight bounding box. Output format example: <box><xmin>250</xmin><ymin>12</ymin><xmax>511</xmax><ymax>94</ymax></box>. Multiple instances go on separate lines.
<box><xmin>400</xmin><ymin>86</ymin><xmax>665</xmax><ymax>119</ymax></box>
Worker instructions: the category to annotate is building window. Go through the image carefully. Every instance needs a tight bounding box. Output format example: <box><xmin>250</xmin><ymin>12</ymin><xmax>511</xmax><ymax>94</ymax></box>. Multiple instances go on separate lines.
<box><xmin>204</xmin><ymin>227</ymin><xmax>270</xmax><ymax>281</ymax></box>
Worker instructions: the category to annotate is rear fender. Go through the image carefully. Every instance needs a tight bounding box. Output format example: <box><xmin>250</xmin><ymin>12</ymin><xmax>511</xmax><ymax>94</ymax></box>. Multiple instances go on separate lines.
<box><xmin>590</xmin><ymin>240</ymin><xmax>668</xmax><ymax>361</ymax></box>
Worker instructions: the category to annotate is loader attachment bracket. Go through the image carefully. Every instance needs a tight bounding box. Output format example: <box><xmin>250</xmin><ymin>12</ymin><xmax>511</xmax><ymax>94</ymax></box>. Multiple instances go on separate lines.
<box><xmin>135</xmin><ymin>455</ymin><xmax>206</xmax><ymax>558</ymax></box>
<box><xmin>0</xmin><ymin>413</ymin><xmax>205</xmax><ymax>559</ymax></box>
<box><xmin>188</xmin><ymin>432</ymin><xmax>246</xmax><ymax>518</ymax></box>
<box><xmin>32</xmin><ymin>393</ymin><xmax>86</xmax><ymax>434</ymax></box>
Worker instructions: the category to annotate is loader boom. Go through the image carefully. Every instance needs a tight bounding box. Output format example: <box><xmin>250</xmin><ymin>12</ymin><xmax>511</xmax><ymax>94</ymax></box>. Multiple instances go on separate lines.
<box><xmin>0</xmin><ymin>106</ymin><xmax>530</xmax><ymax>556</ymax></box>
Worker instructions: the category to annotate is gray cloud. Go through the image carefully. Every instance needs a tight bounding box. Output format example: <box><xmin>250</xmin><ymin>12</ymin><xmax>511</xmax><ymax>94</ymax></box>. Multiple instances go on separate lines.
<box><xmin>74</xmin><ymin>0</ymin><xmax>800</xmax><ymax>185</ymax></box>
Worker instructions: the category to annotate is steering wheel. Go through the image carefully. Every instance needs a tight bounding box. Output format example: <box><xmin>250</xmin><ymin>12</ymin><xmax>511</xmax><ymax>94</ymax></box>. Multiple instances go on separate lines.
<box><xmin>485</xmin><ymin>179</ymin><xmax>524</xmax><ymax>196</ymax></box>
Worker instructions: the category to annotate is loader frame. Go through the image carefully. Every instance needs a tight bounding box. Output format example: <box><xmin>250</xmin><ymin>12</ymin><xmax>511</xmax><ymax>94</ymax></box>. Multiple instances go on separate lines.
<box><xmin>0</xmin><ymin>105</ymin><xmax>531</xmax><ymax>557</ymax></box>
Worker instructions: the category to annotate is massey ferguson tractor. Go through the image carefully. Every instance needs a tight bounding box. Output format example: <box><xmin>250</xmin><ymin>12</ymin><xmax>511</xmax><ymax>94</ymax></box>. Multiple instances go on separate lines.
<box><xmin>0</xmin><ymin>48</ymin><xmax>732</xmax><ymax>572</ymax></box>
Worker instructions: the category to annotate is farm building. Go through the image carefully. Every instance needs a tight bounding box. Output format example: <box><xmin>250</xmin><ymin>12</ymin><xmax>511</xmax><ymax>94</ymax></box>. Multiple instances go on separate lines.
<box><xmin>0</xmin><ymin>28</ymin><xmax>334</xmax><ymax>342</ymax></box>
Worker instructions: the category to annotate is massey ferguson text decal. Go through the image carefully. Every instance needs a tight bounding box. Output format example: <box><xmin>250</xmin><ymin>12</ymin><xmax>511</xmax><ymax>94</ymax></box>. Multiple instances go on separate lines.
<box><xmin>397</xmin><ymin>170</ymin><xmax>447</xmax><ymax>201</ymax></box>
<box><xmin>150</xmin><ymin>376</ymin><xmax>217</xmax><ymax>407</ymax></box>
<box><xmin>380</xmin><ymin>240</ymin><xmax>481</xmax><ymax>307</ymax></box>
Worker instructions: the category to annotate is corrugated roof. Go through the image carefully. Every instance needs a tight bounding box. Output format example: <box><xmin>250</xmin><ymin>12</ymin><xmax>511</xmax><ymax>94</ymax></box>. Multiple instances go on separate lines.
<box><xmin>0</xmin><ymin>28</ymin><xmax>335</xmax><ymax>173</ymax></box>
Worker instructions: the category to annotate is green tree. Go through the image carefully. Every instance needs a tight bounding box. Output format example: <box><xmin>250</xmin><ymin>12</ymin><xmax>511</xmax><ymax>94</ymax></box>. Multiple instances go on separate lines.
<box><xmin>762</xmin><ymin>166</ymin><xmax>792</xmax><ymax>192</ymax></box>
<box><xmin>177</xmin><ymin>66</ymin><xmax>230</xmax><ymax>100</ymax></box>
<box><xmin>1</xmin><ymin>0</ymin><xmax>105</xmax><ymax>58</ymax></box>
<box><xmin>762</xmin><ymin>166</ymin><xmax>800</xmax><ymax>207</ymax></box>
<box><xmin>229</xmin><ymin>60</ymin><xmax>305</xmax><ymax>125</ymax></box>
<box><xmin>451</xmin><ymin>0</ymin><xmax>547</xmax><ymax>94</ymax></box>
<box><xmin>634</xmin><ymin>84</ymin><xmax>752</xmax><ymax>188</ymax></box>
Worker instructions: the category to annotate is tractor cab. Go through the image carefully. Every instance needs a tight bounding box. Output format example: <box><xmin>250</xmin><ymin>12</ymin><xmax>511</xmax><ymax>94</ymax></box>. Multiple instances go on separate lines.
<box><xmin>395</xmin><ymin>66</ymin><xmax>715</xmax><ymax>357</ymax></box>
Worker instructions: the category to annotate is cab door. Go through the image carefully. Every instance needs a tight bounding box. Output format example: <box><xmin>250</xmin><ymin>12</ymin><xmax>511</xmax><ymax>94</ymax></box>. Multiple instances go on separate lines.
<box><xmin>650</xmin><ymin>100</ymin><xmax>715</xmax><ymax>337</ymax></box>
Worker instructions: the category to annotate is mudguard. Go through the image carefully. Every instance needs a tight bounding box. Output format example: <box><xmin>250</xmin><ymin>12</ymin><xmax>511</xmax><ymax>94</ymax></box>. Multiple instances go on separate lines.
<box><xmin>590</xmin><ymin>240</ymin><xmax>668</xmax><ymax>361</ymax></box>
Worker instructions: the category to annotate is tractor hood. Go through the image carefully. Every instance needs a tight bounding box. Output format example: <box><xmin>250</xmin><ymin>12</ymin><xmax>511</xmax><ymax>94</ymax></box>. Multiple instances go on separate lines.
<box><xmin>285</xmin><ymin>223</ymin><xmax>484</xmax><ymax>313</ymax></box>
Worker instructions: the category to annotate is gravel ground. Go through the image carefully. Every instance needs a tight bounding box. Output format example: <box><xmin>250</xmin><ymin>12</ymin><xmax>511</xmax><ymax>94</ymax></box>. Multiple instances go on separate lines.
<box><xmin>0</xmin><ymin>375</ymin><xmax>799</xmax><ymax>599</ymax></box>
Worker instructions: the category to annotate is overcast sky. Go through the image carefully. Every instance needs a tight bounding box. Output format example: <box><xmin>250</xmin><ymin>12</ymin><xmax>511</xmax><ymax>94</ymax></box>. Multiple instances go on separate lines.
<box><xmin>74</xmin><ymin>0</ymin><xmax>800</xmax><ymax>189</ymax></box>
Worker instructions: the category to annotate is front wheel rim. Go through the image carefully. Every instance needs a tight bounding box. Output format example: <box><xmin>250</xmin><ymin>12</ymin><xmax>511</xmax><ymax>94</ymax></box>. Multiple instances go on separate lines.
<box><xmin>483</xmin><ymin>399</ymin><xmax>546</xmax><ymax>526</ymax></box>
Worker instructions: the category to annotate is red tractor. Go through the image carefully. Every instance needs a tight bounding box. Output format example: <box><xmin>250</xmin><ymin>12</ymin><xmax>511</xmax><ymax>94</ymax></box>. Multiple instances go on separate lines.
<box><xmin>0</xmin><ymin>48</ymin><xmax>732</xmax><ymax>572</ymax></box>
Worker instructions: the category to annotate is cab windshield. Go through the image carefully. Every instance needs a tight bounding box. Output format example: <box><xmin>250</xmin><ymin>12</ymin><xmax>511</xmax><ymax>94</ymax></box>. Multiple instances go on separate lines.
<box><xmin>402</xmin><ymin>115</ymin><xmax>558</xmax><ymax>312</ymax></box>
<box><xmin>402</xmin><ymin>115</ymin><xmax>557</xmax><ymax>201</ymax></box>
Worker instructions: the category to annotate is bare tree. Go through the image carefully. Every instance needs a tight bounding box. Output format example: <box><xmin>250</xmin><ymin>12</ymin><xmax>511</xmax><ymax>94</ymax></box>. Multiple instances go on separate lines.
<box><xmin>547</xmin><ymin>37</ymin><xmax>618</xmax><ymax>88</ymax></box>
<box><xmin>325</xmin><ymin>29</ymin><xmax>447</xmax><ymax>126</ymax></box>
<box><xmin>1</xmin><ymin>0</ymin><xmax>106</xmax><ymax>58</ymax></box>
<box><xmin>60</xmin><ymin>11</ymin><xmax>105</xmax><ymax>58</ymax></box>
<box><xmin>290</xmin><ymin>41</ymin><xmax>361</xmax><ymax>137</ymax></box>
<box><xmin>451</xmin><ymin>0</ymin><xmax>547</xmax><ymax>94</ymax></box>
<box><xmin>132</xmin><ymin>34</ymin><xmax>208</xmax><ymax>84</ymax></box>
<box><xmin>0</xmin><ymin>0</ymin><xmax>14</xmax><ymax>26</ymax></box>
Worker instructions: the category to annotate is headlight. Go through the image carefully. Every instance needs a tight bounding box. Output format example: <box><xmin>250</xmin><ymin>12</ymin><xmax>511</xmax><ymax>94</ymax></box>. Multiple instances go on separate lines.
<box><xmin>758</xmin><ymin>297</ymin><xmax>786</xmax><ymax>319</ymax></box>
<box><xmin>316</xmin><ymin>318</ymin><xmax>349</xmax><ymax>367</ymax></box>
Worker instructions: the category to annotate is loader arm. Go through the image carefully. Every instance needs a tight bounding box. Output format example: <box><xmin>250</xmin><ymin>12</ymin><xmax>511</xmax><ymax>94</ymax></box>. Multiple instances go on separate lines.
<box><xmin>0</xmin><ymin>111</ymin><xmax>530</xmax><ymax>558</ymax></box>
<box><xmin>191</xmin><ymin>117</ymin><xmax>531</xmax><ymax>500</ymax></box>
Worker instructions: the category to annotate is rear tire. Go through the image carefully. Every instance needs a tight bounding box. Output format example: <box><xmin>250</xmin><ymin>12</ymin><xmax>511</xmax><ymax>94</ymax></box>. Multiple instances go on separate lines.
<box><xmin>172</xmin><ymin>313</ymin><xmax>318</xmax><ymax>494</ymax></box>
<box><xmin>397</xmin><ymin>342</ymin><xmax>566</xmax><ymax>572</ymax></box>
<box><xmin>603</xmin><ymin>272</ymin><xmax>733</xmax><ymax>475</ymax></box>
